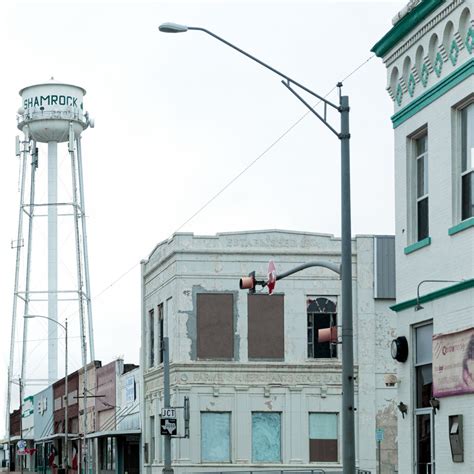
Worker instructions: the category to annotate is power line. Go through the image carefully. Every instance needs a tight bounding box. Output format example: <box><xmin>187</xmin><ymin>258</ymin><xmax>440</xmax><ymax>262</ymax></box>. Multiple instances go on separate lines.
<box><xmin>173</xmin><ymin>54</ymin><xmax>375</xmax><ymax>233</ymax></box>
<box><xmin>82</xmin><ymin>54</ymin><xmax>376</xmax><ymax>302</ymax></box>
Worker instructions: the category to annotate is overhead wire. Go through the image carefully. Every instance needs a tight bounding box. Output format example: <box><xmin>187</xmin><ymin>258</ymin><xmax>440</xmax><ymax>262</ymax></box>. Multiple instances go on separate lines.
<box><xmin>58</xmin><ymin>53</ymin><xmax>376</xmax><ymax>308</ymax></box>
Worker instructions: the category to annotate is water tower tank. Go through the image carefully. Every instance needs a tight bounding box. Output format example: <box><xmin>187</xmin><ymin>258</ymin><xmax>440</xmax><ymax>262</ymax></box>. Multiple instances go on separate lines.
<box><xmin>18</xmin><ymin>81</ymin><xmax>87</xmax><ymax>142</ymax></box>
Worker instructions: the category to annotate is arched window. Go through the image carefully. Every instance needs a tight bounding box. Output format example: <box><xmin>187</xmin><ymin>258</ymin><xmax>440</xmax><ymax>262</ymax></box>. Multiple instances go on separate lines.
<box><xmin>307</xmin><ymin>297</ymin><xmax>337</xmax><ymax>358</ymax></box>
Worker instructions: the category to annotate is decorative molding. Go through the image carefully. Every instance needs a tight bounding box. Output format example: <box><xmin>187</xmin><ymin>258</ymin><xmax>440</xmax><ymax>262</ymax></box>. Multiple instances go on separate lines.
<box><xmin>387</xmin><ymin>85</ymin><xmax>395</xmax><ymax>100</ymax></box>
<box><xmin>424</xmin><ymin>55</ymin><xmax>435</xmax><ymax>73</ymax></box>
<box><xmin>392</xmin><ymin>58</ymin><xmax>474</xmax><ymax>127</ymax></box>
<box><xmin>421</xmin><ymin>62</ymin><xmax>430</xmax><ymax>87</ymax></box>
<box><xmin>448</xmin><ymin>216</ymin><xmax>474</xmax><ymax>235</ymax></box>
<box><xmin>390</xmin><ymin>279</ymin><xmax>474</xmax><ymax>312</ymax></box>
<box><xmin>381</xmin><ymin>0</ymin><xmax>464</xmax><ymax>66</ymax></box>
<box><xmin>396</xmin><ymin>83</ymin><xmax>404</xmax><ymax>106</ymax></box>
<box><xmin>453</xmin><ymin>31</ymin><xmax>465</xmax><ymax>51</ymax></box>
<box><xmin>438</xmin><ymin>43</ymin><xmax>449</xmax><ymax>62</ymax></box>
<box><xmin>399</xmin><ymin>76</ymin><xmax>409</xmax><ymax>93</ymax></box>
<box><xmin>434</xmin><ymin>51</ymin><xmax>444</xmax><ymax>77</ymax></box>
<box><xmin>450</xmin><ymin>39</ymin><xmax>461</xmax><ymax>65</ymax></box>
<box><xmin>411</xmin><ymin>64</ymin><xmax>421</xmax><ymax>82</ymax></box>
<box><xmin>404</xmin><ymin>236</ymin><xmax>432</xmax><ymax>254</ymax></box>
<box><xmin>466</xmin><ymin>26</ymin><xmax>474</xmax><ymax>54</ymax></box>
<box><xmin>408</xmin><ymin>73</ymin><xmax>417</xmax><ymax>96</ymax></box>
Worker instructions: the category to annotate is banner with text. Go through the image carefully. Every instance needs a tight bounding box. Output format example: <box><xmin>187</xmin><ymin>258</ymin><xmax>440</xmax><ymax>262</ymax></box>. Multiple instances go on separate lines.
<box><xmin>433</xmin><ymin>327</ymin><xmax>474</xmax><ymax>397</ymax></box>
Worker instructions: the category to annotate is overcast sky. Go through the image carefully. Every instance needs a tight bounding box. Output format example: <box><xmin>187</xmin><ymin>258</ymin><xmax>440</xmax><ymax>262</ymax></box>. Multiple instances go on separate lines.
<box><xmin>0</xmin><ymin>0</ymin><xmax>404</xmax><ymax>435</ymax></box>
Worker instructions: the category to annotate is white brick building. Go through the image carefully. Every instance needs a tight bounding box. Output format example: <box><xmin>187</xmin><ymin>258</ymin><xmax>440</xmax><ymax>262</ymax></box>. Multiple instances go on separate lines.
<box><xmin>372</xmin><ymin>1</ymin><xmax>474</xmax><ymax>473</ymax></box>
<box><xmin>140</xmin><ymin>230</ymin><xmax>398</xmax><ymax>473</ymax></box>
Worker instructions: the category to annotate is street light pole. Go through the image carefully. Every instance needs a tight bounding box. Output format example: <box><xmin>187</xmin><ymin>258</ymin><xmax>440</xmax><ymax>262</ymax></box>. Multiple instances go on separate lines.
<box><xmin>162</xmin><ymin>337</ymin><xmax>173</xmax><ymax>474</ymax></box>
<box><xmin>24</xmin><ymin>315</ymin><xmax>69</xmax><ymax>471</ymax></box>
<box><xmin>159</xmin><ymin>23</ymin><xmax>356</xmax><ymax>473</ymax></box>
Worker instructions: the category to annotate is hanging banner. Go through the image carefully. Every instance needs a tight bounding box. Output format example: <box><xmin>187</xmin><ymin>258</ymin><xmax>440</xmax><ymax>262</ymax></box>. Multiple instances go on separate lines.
<box><xmin>433</xmin><ymin>327</ymin><xmax>474</xmax><ymax>397</ymax></box>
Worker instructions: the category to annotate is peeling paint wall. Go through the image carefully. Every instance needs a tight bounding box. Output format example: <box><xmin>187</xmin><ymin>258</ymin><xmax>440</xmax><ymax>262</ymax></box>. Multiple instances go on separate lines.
<box><xmin>141</xmin><ymin>230</ymin><xmax>398</xmax><ymax>473</ymax></box>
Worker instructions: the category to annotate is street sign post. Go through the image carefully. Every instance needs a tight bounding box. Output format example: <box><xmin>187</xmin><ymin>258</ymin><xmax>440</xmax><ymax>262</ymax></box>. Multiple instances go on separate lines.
<box><xmin>376</xmin><ymin>428</ymin><xmax>384</xmax><ymax>473</ymax></box>
<box><xmin>161</xmin><ymin>418</ymin><xmax>177</xmax><ymax>436</ymax></box>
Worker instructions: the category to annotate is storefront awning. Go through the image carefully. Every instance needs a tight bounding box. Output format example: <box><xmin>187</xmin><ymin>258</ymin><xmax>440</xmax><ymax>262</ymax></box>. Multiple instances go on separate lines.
<box><xmin>85</xmin><ymin>429</ymin><xmax>140</xmax><ymax>439</ymax></box>
<box><xmin>34</xmin><ymin>433</ymin><xmax>79</xmax><ymax>443</ymax></box>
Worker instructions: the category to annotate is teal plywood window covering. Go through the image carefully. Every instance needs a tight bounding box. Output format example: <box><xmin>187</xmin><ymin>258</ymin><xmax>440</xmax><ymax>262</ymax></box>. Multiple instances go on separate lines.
<box><xmin>252</xmin><ymin>412</ymin><xmax>281</xmax><ymax>462</ymax></box>
<box><xmin>309</xmin><ymin>413</ymin><xmax>338</xmax><ymax>439</ymax></box>
<box><xmin>201</xmin><ymin>412</ymin><xmax>231</xmax><ymax>462</ymax></box>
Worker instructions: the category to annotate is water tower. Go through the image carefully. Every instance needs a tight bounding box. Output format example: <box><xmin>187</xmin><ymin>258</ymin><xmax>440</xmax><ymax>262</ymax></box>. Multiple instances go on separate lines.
<box><xmin>6</xmin><ymin>79</ymin><xmax>96</xmax><ymax>432</ymax></box>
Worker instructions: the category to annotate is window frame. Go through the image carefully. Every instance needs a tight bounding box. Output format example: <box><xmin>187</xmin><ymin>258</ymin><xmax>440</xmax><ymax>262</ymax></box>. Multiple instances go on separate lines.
<box><xmin>407</xmin><ymin>127</ymin><xmax>429</xmax><ymax>244</ymax></box>
<box><xmin>158</xmin><ymin>303</ymin><xmax>164</xmax><ymax>364</ymax></box>
<box><xmin>148</xmin><ymin>309</ymin><xmax>155</xmax><ymax>369</ymax></box>
<box><xmin>196</xmin><ymin>292</ymin><xmax>234</xmax><ymax>360</ymax></box>
<box><xmin>200</xmin><ymin>411</ymin><xmax>232</xmax><ymax>463</ymax></box>
<box><xmin>460</xmin><ymin>101</ymin><xmax>474</xmax><ymax>221</ymax></box>
<box><xmin>308</xmin><ymin>412</ymin><xmax>339</xmax><ymax>463</ymax></box>
<box><xmin>307</xmin><ymin>297</ymin><xmax>338</xmax><ymax>360</ymax></box>
<box><xmin>452</xmin><ymin>95</ymin><xmax>474</xmax><ymax>226</ymax></box>
<box><xmin>149</xmin><ymin>415</ymin><xmax>155</xmax><ymax>463</ymax></box>
<box><xmin>415</xmin><ymin>133</ymin><xmax>429</xmax><ymax>241</ymax></box>
<box><xmin>251</xmin><ymin>411</ymin><xmax>282</xmax><ymax>463</ymax></box>
<box><xmin>248</xmin><ymin>293</ymin><xmax>285</xmax><ymax>361</ymax></box>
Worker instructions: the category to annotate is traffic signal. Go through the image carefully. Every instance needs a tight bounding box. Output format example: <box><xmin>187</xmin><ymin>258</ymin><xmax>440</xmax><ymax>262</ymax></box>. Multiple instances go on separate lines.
<box><xmin>318</xmin><ymin>326</ymin><xmax>338</xmax><ymax>344</ymax></box>
<box><xmin>239</xmin><ymin>271</ymin><xmax>256</xmax><ymax>294</ymax></box>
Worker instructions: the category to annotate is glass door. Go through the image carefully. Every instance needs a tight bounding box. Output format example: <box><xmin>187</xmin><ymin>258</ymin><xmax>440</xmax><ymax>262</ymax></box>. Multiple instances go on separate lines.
<box><xmin>415</xmin><ymin>409</ymin><xmax>434</xmax><ymax>473</ymax></box>
<box><xmin>414</xmin><ymin>323</ymin><xmax>434</xmax><ymax>474</ymax></box>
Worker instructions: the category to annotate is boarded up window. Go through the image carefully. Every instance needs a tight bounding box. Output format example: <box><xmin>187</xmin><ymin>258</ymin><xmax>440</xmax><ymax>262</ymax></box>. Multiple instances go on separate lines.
<box><xmin>248</xmin><ymin>294</ymin><xmax>284</xmax><ymax>360</ymax></box>
<box><xmin>309</xmin><ymin>412</ymin><xmax>338</xmax><ymax>462</ymax></box>
<box><xmin>252</xmin><ymin>412</ymin><xmax>281</xmax><ymax>462</ymax></box>
<box><xmin>197</xmin><ymin>293</ymin><xmax>234</xmax><ymax>360</ymax></box>
<box><xmin>201</xmin><ymin>412</ymin><xmax>231</xmax><ymax>462</ymax></box>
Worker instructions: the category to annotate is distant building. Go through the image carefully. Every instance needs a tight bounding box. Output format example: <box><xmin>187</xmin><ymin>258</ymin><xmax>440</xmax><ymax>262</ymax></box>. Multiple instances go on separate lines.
<box><xmin>372</xmin><ymin>0</ymin><xmax>474</xmax><ymax>472</ymax></box>
<box><xmin>33</xmin><ymin>386</ymin><xmax>54</xmax><ymax>473</ymax></box>
<box><xmin>7</xmin><ymin>358</ymin><xmax>140</xmax><ymax>474</ymax></box>
<box><xmin>140</xmin><ymin>230</ymin><xmax>398</xmax><ymax>473</ymax></box>
<box><xmin>86</xmin><ymin>360</ymin><xmax>141</xmax><ymax>474</ymax></box>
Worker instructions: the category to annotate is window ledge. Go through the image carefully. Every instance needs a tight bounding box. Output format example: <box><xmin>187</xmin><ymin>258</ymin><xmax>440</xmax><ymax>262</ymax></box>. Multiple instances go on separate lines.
<box><xmin>404</xmin><ymin>236</ymin><xmax>431</xmax><ymax>254</ymax></box>
<box><xmin>448</xmin><ymin>217</ymin><xmax>474</xmax><ymax>235</ymax></box>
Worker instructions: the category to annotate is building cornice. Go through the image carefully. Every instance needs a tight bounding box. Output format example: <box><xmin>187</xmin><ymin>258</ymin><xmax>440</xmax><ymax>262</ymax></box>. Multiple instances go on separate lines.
<box><xmin>390</xmin><ymin>278</ymin><xmax>474</xmax><ymax>312</ymax></box>
<box><xmin>372</xmin><ymin>0</ymin><xmax>446</xmax><ymax>58</ymax></box>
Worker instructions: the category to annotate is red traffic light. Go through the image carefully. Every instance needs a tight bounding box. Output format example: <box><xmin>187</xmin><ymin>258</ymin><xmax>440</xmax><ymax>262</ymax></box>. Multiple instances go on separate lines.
<box><xmin>318</xmin><ymin>326</ymin><xmax>338</xmax><ymax>344</ymax></box>
<box><xmin>239</xmin><ymin>275</ymin><xmax>255</xmax><ymax>290</ymax></box>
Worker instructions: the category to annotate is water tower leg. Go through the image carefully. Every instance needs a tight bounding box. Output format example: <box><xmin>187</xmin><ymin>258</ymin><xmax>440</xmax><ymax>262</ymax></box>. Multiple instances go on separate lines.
<box><xmin>68</xmin><ymin>126</ymin><xmax>87</xmax><ymax>369</ymax></box>
<box><xmin>7</xmin><ymin>127</ymin><xmax>29</xmax><ymax>442</ymax></box>
<box><xmin>21</xmin><ymin>142</ymin><xmax>39</xmax><ymax>385</ymax></box>
<box><xmin>48</xmin><ymin>141</ymin><xmax>59</xmax><ymax>384</ymax></box>
<box><xmin>76</xmin><ymin>137</ymin><xmax>95</xmax><ymax>361</ymax></box>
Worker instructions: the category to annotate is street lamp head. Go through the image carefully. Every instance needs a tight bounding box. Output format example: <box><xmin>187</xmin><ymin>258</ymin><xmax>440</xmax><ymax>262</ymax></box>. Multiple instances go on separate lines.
<box><xmin>159</xmin><ymin>22</ymin><xmax>188</xmax><ymax>33</ymax></box>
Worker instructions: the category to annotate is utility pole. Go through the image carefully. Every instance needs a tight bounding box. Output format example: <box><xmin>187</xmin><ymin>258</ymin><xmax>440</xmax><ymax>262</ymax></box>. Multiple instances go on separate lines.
<box><xmin>162</xmin><ymin>337</ymin><xmax>173</xmax><ymax>474</ymax></box>
<box><xmin>19</xmin><ymin>378</ymin><xmax>23</xmax><ymax>474</ymax></box>
<box><xmin>159</xmin><ymin>24</ymin><xmax>357</xmax><ymax>472</ymax></box>
<box><xmin>64</xmin><ymin>319</ymin><xmax>69</xmax><ymax>472</ymax></box>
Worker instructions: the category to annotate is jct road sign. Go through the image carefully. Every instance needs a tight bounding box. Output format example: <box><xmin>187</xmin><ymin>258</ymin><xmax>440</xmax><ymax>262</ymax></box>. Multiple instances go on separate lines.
<box><xmin>161</xmin><ymin>408</ymin><xmax>176</xmax><ymax>419</ymax></box>
<box><xmin>161</xmin><ymin>418</ymin><xmax>177</xmax><ymax>436</ymax></box>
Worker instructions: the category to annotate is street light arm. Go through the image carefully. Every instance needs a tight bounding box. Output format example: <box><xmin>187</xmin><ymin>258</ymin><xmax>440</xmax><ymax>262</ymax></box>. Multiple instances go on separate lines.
<box><xmin>186</xmin><ymin>26</ymin><xmax>340</xmax><ymax>111</ymax></box>
<box><xmin>281</xmin><ymin>80</ymin><xmax>341</xmax><ymax>138</ymax></box>
<box><xmin>24</xmin><ymin>314</ymin><xmax>66</xmax><ymax>331</ymax></box>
